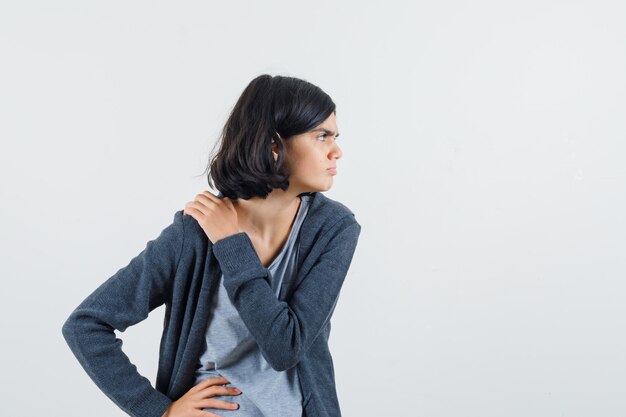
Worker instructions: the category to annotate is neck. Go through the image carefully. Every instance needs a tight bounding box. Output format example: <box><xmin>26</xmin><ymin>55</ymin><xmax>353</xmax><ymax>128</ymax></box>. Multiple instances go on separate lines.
<box><xmin>233</xmin><ymin>188</ymin><xmax>303</xmax><ymax>242</ymax></box>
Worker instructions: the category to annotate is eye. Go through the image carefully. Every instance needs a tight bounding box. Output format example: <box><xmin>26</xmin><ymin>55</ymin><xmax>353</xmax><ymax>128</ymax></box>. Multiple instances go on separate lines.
<box><xmin>316</xmin><ymin>134</ymin><xmax>338</xmax><ymax>142</ymax></box>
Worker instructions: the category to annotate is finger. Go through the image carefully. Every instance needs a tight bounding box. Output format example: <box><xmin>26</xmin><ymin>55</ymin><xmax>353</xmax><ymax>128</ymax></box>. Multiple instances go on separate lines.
<box><xmin>183</xmin><ymin>205</ymin><xmax>200</xmax><ymax>219</ymax></box>
<box><xmin>200</xmin><ymin>191</ymin><xmax>218</xmax><ymax>202</ymax></box>
<box><xmin>197</xmin><ymin>376</ymin><xmax>230</xmax><ymax>389</ymax></box>
<box><xmin>186</xmin><ymin>201</ymin><xmax>210</xmax><ymax>217</ymax></box>
<box><xmin>194</xmin><ymin>194</ymin><xmax>225</xmax><ymax>213</ymax></box>
<box><xmin>193</xmin><ymin>193</ymin><xmax>215</xmax><ymax>208</ymax></box>
<box><xmin>198</xmin><ymin>398</ymin><xmax>240</xmax><ymax>411</ymax></box>
<box><xmin>223</xmin><ymin>197</ymin><xmax>234</xmax><ymax>208</ymax></box>
<box><xmin>189</xmin><ymin>376</ymin><xmax>230</xmax><ymax>394</ymax></box>
<box><xmin>203</xmin><ymin>191</ymin><xmax>231</xmax><ymax>208</ymax></box>
<box><xmin>196</xmin><ymin>410</ymin><xmax>224</xmax><ymax>417</ymax></box>
<box><xmin>184</xmin><ymin>203</ymin><xmax>201</xmax><ymax>216</ymax></box>
<box><xmin>183</xmin><ymin>205</ymin><xmax>198</xmax><ymax>219</ymax></box>
<box><xmin>199</xmin><ymin>385</ymin><xmax>241</xmax><ymax>399</ymax></box>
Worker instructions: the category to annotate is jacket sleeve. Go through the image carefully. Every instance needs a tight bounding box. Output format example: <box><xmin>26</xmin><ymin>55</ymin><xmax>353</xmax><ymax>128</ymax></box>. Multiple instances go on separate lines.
<box><xmin>61</xmin><ymin>210</ymin><xmax>185</xmax><ymax>417</ymax></box>
<box><xmin>212</xmin><ymin>215</ymin><xmax>361</xmax><ymax>372</ymax></box>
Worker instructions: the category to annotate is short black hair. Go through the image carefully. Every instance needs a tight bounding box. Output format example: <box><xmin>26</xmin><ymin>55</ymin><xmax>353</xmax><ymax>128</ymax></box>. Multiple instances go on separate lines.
<box><xmin>203</xmin><ymin>74</ymin><xmax>336</xmax><ymax>200</ymax></box>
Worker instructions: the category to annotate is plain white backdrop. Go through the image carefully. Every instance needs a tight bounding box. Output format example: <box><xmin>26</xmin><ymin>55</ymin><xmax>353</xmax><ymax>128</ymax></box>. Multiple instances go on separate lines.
<box><xmin>1</xmin><ymin>1</ymin><xmax>625</xmax><ymax>416</ymax></box>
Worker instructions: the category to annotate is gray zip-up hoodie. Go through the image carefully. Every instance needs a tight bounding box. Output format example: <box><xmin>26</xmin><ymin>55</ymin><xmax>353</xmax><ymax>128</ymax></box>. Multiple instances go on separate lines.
<box><xmin>61</xmin><ymin>191</ymin><xmax>361</xmax><ymax>417</ymax></box>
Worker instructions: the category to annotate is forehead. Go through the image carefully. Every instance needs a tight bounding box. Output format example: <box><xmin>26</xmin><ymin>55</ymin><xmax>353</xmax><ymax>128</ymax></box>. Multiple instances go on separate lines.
<box><xmin>308</xmin><ymin>113</ymin><xmax>339</xmax><ymax>136</ymax></box>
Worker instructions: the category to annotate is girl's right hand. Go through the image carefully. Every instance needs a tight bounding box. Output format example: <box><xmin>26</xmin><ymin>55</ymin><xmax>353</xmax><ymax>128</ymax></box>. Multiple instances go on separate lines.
<box><xmin>162</xmin><ymin>376</ymin><xmax>242</xmax><ymax>417</ymax></box>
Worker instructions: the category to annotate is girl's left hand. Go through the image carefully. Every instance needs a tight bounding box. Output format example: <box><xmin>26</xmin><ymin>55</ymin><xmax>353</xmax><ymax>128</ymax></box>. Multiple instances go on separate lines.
<box><xmin>183</xmin><ymin>191</ymin><xmax>240</xmax><ymax>244</ymax></box>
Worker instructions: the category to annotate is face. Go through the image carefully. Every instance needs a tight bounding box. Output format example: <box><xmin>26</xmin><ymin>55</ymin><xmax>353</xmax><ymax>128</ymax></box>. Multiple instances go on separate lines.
<box><xmin>276</xmin><ymin>112</ymin><xmax>342</xmax><ymax>194</ymax></box>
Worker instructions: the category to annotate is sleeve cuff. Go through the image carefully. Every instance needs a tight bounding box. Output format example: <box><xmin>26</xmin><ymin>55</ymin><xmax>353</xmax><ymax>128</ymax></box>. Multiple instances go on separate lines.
<box><xmin>126</xmin><ymin>386</ymin><xmax>172</xmax><ymax>417</ymax></box>
<box><xmin>212</xmin><ymin>232</ymin><xmax>265</xmax><ymax>274</ymax></box>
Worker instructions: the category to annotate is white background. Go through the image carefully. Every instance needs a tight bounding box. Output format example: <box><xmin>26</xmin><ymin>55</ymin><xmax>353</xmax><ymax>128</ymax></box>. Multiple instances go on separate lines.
<box><xmin>1</xmin><ymin>1</ymin><xmax>625</xmax><ymax>416</ymax></box>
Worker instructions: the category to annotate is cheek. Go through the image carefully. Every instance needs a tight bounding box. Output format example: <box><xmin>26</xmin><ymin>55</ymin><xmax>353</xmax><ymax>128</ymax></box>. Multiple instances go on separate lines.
<box><xmin>287</xmin><ymin>145</ymin><xmax>325</xmax><ymax>174</ymax></box>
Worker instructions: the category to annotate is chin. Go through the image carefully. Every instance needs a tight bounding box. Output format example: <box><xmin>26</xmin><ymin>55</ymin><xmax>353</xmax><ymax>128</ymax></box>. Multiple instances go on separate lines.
<box><xmin>293</xmin><ymin>178</ymin><xmax>333</xmax><ymax>193</ymax></box>
<box><xmin>320</xmin><ymin>183</ymin><xmax>333</xmax><ymax>192</ymax></box>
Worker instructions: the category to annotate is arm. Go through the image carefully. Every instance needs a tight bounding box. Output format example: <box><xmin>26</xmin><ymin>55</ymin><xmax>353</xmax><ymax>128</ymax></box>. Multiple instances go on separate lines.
<box><xmin>61</xmin><ymin>210</ymin><xmax>185</xmax><ymax>417</ymax></box>
<box><xmin>212</xmin><ymin>216</ymin><xmax>361</xmax><ymax>372</ymax></box>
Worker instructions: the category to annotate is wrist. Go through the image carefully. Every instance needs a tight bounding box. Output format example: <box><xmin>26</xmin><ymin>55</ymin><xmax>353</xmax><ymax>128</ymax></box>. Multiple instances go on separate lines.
<box><xmin>215</xmin><ymin>230</ymin><xmax>244</xmax><ymax>244</ymax></box>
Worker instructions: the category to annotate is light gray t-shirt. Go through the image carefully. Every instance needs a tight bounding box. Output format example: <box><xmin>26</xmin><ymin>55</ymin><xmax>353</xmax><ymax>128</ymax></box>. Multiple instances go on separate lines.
<box><xmin>194</xmin><ymin>195</ymin><xmax>311</xmax><ymax>416</ymax></box>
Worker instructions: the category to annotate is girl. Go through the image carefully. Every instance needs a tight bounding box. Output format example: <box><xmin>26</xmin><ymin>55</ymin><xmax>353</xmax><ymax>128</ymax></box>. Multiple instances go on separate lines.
<box><xmin>62</xmin><ymin>74</ymin><xmax>361</xmax><ymax>417</ymax></box>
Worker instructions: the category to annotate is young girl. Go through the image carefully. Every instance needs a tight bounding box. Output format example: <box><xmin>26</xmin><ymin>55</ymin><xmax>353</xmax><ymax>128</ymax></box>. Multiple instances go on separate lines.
<box><xmin>62</xmin><ymin>74</ymin><xmax>362</xmax><ymax>417</ymax></box>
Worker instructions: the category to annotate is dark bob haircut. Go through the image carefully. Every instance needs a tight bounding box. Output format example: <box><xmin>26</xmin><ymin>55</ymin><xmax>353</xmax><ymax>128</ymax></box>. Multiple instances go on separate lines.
<box><xmin>203</xmin><ymin>74</ymin><xmax>336</xmax><ymax>200</ymax></box>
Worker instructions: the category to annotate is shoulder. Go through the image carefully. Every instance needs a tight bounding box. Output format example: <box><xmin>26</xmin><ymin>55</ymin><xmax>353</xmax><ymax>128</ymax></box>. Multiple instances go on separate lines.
<box><xmin>170</xmin><ymin>208</ymin><xmax>211</xmax><ymax>245</ymax></box>
<box><xmin>175</xmin><ymin>192</ymin><xmax>362</xmax><ymax>246</ymax></box>
<box><xmin>305</xmin><ymin>192</ymin><xmax>360</xmax><ymax>228</ymax></box>
<box><xmin>298</xmin><ymin>193</ymin><xmax>361</xmax><ymax>251</ymax></box>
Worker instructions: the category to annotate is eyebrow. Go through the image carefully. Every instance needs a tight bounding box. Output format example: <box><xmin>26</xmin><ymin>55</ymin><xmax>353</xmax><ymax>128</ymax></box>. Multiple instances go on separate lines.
<box><xmin>311</xmin><ymin>128</ymin><xmax>340</xmax><ymax>138</ymax></box>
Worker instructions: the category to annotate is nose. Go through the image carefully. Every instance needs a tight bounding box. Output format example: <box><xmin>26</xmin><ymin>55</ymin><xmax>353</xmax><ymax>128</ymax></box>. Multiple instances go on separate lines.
<box><xmin>329</xmin><ymin>141</ymin><xmax>342</xmax><ymax>160</ymax></box>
